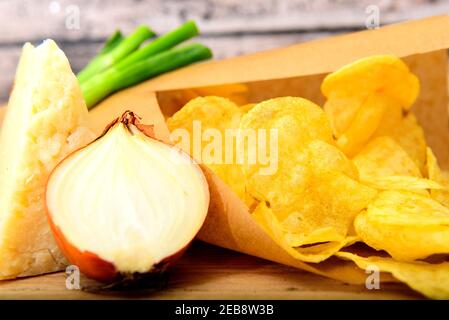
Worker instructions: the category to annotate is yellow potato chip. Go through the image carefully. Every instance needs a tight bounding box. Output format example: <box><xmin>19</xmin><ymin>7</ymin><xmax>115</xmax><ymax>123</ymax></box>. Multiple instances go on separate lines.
<box><xmin>194</xmin><ymin>84</ymin><xmax>249</xmax><ymax>106</ymax></box>
<box><xmin>336</xmin><ymin>94</ymin><xmax>389</xmax><ymax>156</ymax></box>
<box><xmin>159</xmin><ymin>89</ymin><xmax>212</xmax><ymax>118</ymax></box>
<box><xmin>302</xmin><ymin>140</ymin><xmax>359</xmax><ymax>180</ymax></box>
<box><xmin>240</xmin><ymin>103</ymin><xmax>256</xmax><ymax>113</ymax></box>
<box><xmin>247</xmin><ymin>152</ymin><xmax>375</xmax><ymax>250</ymax></box>
<box><xmin>253</xmin><ymin>202</ymin><xmax>358</xmax><ymax>263</ymax></box>
<box><xmin>353</xmin><ymin>136</ymin><xmax>422</xmax><ymax>179</ymax></box>
<box><xmin>282</xmin><ymin>226</ymin><xmax>346</xmax><ymax>247</ymax></box>
<box><xmin>322</xmin><ymin>55</ymin><xmax>419</xmax><ymax>152</ymax></box>
<box><xmin>239</xmin><ymin>97</ymin><xmax>334</xmax><ymax>203</ymax></box>
<box><xmin>360</xmin><ymin>175</ymin><xmax>441</xmax><ymax>194</ymax></box>
<box><xmin>243</xmin><ymin>152</ymin><xmax>310</xmax><ymax>220</ymax></box>
<box><xmin>207</xmin><ymin>163</ymin><xmax>248</xmax><ymax>204</ymax></box>
<box><xmin>168</xmin><ymin>96</ymin><xmax>242</xmax><ymax>161</ymax></box>
<box><xmin>390</xmin><ymin>113</ymin><xmax>427</xmax><ymax>171</ymax></box>
<box><xmin>322</xmin><ymin>55</ymin><xmax>419</xmax><ymax>109</ymax></box>
<box><xmin>337</xmin><ymin>251</ymin><xmax>449</xmax><ymax>299</ymax></box>
<box><xmin>354</xmin><ymin>190</ymin><xmax>449</xmax><ymax>261</ymax></box>
<box><xmin>167</xmin><ymin>96</ymin><xmax>242</xmax><ymax>135</ymax></box>
<box><xmin>167</xmin><ymin>96</ymin><xmax>245</xmax><ymax>200</ymax></box>
<box><xmin>372</xmin><ymin>103</ymin><xmax>403</xmax><ymax>137</ymax></box>
<box><xmin>426</xmin><ymin>147</ymin><xmax>449</xmax><ymax>208</ymax></box>
<box><xmin>323</xmin><ymin>92</ymin><xmax>366</xmax><ymax>138</ymax></box>
<box><xmin>241</xmin><ymin>109</ymin><xmax>367</xmax><ymax>223</ymax></box>
<box><xmin>239</xmin><ymin>96</ymin><xmax>333</xmax><ymax>155</ymax></box>
<box><xmin>238</xmin><ymin>97</ymin><xmax>375</xmax><ymax>255</ymax></box>
<box><xmin>280</xmin><ymin>170</ymin><xmax>376</xmax><ymax>237</ymax></box>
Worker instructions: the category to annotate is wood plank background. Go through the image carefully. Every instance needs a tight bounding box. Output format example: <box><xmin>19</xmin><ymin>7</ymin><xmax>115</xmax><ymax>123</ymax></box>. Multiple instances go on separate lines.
<box><xmin>0</xmin><ymin>0</ymin><xmax>449</xmax><ymax>102</ymax></box>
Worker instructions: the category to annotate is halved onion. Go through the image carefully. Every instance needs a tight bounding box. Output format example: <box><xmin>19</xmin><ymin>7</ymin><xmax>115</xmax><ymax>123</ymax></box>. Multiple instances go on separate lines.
<box><xmin>46</xmin><ymin>111</ymin><xmax>209</xmax><ymax>283</ymax></box>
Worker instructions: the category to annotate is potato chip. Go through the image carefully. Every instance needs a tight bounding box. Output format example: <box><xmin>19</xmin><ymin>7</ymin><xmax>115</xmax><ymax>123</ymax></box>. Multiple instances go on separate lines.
<box><xmin>354</xmin><ymin>190</ymin><xmax>449</xmax><ymax>261</ymax></box>
<box><xmin>353</xmin><ymin>136</ymin><xmax>422</xmax><ymax>179</ymax></box>
<box><xmin>239</xmin><ymin>96</ymin><xmax>333</xmax><ymax>155</ymax></box>
<box><xmin>279</xmin><ymin>170</ymin><xmax>376</xmax><ymax>237</ymax></box>
<box><xmin>168</xmin><ymin>96</ymin><xmax>241</xmax><ymax>162</ymax></box>
<box><xmin>243</xmin><ymin>152</ymin><xmax>310</xmax><ymax>220</ymax></box>
<box><xmin>239</xmin><ymin>97</ymin><xmax>333</xmax><ymax>203</ymax></box>
<box><xmin>426</xmin><ymin>147</ymin><xmax>449</xmax><ymax>208</ymax></box>
<box><xmin>337</xmin><ymin>251</ymin><xmax>449</xmax><ymax>299</ymax></box>
<box><xmin>238</xmin><ymin>97</ymin><xmax>375</xmax><ymax>256</ymax></box>
<box><xmin>303</xmin><ymin>140</ymin><xmax>359</xmax><ymax>180</ymax></box>
<box><xmin>157</xmin><ymin>89</ymin><xmax>201</xmax><ymax>117</ymax></box>
<box><xmin>372</xmin><ymin>103</ymin><xmax>403</xmax><ymax>137</ymax></box>
<box><xmin>246</xmin><ymin>147</ymin><xmax>375</xmax><ymax>248</ymax></box>
<box><xmin>283</xmin><ymin>226</ymin><xmax>346</xmax><ymax>246</ymax></box>
<box><xmin>336</xmin><ymin>94</ymin><xmax>390</xmax><ymax>156</ymax></box>
<box><xmin>206</xmin><ymin>163</ymin><xmax>257</xmax><ymax>208</ymax></box>
<box><xmin>239</xmin><ymin>98</ymin><xmax>361</xmax><ymax>219</ymax></box>
<box><xmin>240</xmin><ymin>103</ymin><xmax>256</xmax><ymax>113</ymax></box>
<box><xmin>167</xmin><ymin>96</ymin><xmax>242</xmax><ymax>135</ymax></box>
<box><xmin>323</xmin><ymin>92</ymin><xmax>366</xmax><ymax>138</ymax></box>
<box><xmin>194</xmin><ymin>84</ymin><xmax>249</xmax><ymax>106</ymax></box>
<box><xmin>321</xmin><ymin>55</ymin><xmax>419</xmax><ymax>109</ymax></box>
<box><xmin>206</xmin><ymin>163</ymin><xmax>243</xmax><ymax>198</ymax></box>
<box><xmin>322</xmin><ymin>55</ymin><xmax>419</xmax><ymax>153</ymax></box>
<box><xmin>253</xmin><ymin>202</ymin><xmax>358</xmax><ymax>263</ymax></box>
<box><xmin>167</xmin><ymin>96</ymin><xmax>245</xmax><ymax>200</ymax></box>
<box><xmin>360</xmin><ymin>175</ymin><xmax>441</xmax><ymax>194</ymax></box>
<box><xmin>390</xmin><ymin>113</ymin><xmax>427</xmax><ymax>171</ymax></box>
<box><xmin>325</xmin><ymin>95</ymin><xmax>403</xmax><ymax>145</ymax></box>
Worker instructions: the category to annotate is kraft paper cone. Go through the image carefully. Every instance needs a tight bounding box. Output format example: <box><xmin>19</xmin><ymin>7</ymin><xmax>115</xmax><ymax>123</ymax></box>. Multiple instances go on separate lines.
<box><xmin>80</xmin><ymin>16</ymin><xmax>449</xmax><ymax>285</ymax></box>
<box><xmin>1</xmin><ymin>15</ymin><xmax>449</xmax><ymax>285</ymax></box>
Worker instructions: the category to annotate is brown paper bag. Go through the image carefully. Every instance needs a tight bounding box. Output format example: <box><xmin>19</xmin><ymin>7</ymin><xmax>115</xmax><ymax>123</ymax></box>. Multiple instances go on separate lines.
<box><xmin>86</xmin><ymin>16</ymin><xmax>449</xmax><ymax>284</ymax></box>
<box><xmin>1</xmin><ymin>15</ymin><xmax>449</xmax><ymax>285</ymax></box>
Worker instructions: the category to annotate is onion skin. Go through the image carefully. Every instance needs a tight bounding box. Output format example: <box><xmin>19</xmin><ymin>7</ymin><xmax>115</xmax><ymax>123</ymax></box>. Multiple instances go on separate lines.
<box><xmin>45</xmin><ymin>111</ymin><xmax>207</xmax><ymax>284</ymax></box>
<box><xmin>46</xmin><ymin>210</ymin><xmax>119</xmax><ymax>283</ymax></box>
<box><xmin>47</xmin><ymin>207</ymin><xmax>192</xmax><ymax>283</ymax></box>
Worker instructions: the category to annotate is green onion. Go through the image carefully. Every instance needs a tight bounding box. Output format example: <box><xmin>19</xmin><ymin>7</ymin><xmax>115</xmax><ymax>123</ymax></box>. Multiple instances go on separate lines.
<box><xmin>81</xmin><ymin>43</ymin><xmax>212</xmax><ymax>108</ymax></box>
<box><xmin>113</xmin><ymin>20</ymin><xmax>199</xmax><ymax>71</ymax></box>
<box><xmin>77</xmin><ymin>25</ymin><xmax>154</xmax><ymax>83</ymax></box>
<box><xmin>98</xmin><ymin>30</ymin><xmax>124</xmax><ymax>55</ymax></box>
<box><xmin>76</xmin><ymin>31</ymin><xmax>123</xmax><ymax>84</ymax></box>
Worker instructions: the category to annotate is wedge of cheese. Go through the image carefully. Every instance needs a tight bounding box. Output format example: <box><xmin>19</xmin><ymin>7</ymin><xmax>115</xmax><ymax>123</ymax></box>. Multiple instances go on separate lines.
<box><xmin>0</xmin><ymin>40</ymin><xmax>94</xmax><ymax>279</ymax></box>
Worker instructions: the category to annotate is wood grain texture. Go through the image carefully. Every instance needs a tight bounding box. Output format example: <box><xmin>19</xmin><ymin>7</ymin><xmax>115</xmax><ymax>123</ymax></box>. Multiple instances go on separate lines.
<box><xmin>0</xmin><ymin>242</ymin><xmax>422</xmax><ymax>300</ymax></box>
<box><xmin>0</xmin><ymin>0</ymin><xmax>447</xmax><ymax>42</ymax></box>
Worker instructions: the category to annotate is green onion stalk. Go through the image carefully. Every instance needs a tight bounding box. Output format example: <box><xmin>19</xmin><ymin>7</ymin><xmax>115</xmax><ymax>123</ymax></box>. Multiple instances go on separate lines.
<box><xmin>112</xmin><ymin>20</ymin><xmax>199</xmax><ymax>71</ymax></box>
<box><xmin>98</xmin><ymin>30</ymin><xmax>124</xmax><ymax>55</ymax></box>
<box><xmin>81</xmin><ymin>43</ymin><xmax>212</xmax><ymax>108</ymax></box>
<box><xmin>77</xmin><ymin>25</ymin><xmax>154</xmax><ymax>83</ymax></box>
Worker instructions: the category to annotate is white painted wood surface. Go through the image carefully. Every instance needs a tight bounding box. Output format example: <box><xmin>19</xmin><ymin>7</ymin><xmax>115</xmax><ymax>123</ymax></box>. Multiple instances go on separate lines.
<box><xmin>1</xmin><ymin>0</ymin><xmax>448</xmax><ymax>41</ymax></box>
<box><xmin>0</xmin><ymin>0</ymin><xmax>447</xmax><ymax>101</ymax></box>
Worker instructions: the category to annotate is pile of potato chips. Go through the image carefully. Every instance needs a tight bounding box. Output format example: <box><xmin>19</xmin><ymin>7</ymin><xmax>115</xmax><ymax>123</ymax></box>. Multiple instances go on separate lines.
<box><xmin>167</xmin><ymin>55</ymin><xmax>449</xmax><ymax>299</ymax></box>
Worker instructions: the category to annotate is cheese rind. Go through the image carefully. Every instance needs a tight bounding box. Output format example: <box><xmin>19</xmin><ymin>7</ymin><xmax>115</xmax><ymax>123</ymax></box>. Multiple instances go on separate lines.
<box><xmin>0</xmin><ymin>40</ymin><xmax>94</xmax><ymax>279</ymax></box>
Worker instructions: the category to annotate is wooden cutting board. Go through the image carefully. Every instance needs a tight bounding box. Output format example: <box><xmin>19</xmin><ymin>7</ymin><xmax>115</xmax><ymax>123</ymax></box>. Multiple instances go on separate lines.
<box><xmin>0</xmin><ymin>241</ymin><xmax>421</xmax><ymax>300</ymax></box>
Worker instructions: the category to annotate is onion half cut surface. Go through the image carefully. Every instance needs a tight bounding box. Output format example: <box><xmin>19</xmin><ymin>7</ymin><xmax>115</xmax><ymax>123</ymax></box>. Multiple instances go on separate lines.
<box><xmin>46</xmin><ymin>111</ymin><xmax>210</xmax><ymax>282</ymax></box>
